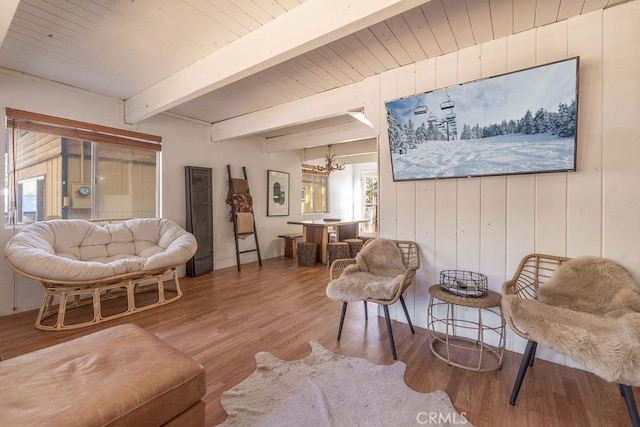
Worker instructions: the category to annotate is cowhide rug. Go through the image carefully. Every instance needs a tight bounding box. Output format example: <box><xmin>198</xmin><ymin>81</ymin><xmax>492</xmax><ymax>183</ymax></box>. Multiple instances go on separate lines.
<box><xmin>219</xmin><ymin>341</ymin><xmax>471</xmax><ymax>426</ymax></box>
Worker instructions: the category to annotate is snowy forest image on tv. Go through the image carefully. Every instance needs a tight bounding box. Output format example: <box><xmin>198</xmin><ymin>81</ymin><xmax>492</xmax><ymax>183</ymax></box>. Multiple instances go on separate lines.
<box><xmin>386</xmin><ymin>57</ymin><xmax>578</xmax><ymax>181</ymax></box>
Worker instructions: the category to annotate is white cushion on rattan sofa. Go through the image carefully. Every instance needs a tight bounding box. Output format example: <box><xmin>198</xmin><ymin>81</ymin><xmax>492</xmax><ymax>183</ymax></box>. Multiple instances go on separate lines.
<box><xmin>5</xmin><ymin>218</ymin><xmax>196</xmax><ymax>281</ymax></box>
<box><xmin>4</xmin><ymin>218</ymin><xmax>197</xmax><ymax>330</ymax></box>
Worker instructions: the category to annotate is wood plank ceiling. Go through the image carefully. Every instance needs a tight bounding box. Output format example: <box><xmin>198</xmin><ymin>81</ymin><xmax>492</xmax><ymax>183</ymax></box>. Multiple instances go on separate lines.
<box><xmin>0</xmin><ymin>0</ymin><xmax>629</xmax><ymax>127</ymax></box>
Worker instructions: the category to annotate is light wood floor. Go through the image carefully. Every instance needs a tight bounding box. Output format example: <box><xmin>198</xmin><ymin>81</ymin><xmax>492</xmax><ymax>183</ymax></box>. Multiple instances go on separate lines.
<box><xmin>0</xmin><ymin>257</ymin><xmax>634</xmax><ymax>426</ymax></box>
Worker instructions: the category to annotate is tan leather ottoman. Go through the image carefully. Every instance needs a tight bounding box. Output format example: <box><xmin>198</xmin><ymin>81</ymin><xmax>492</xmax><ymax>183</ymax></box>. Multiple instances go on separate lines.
<box><xmin>0</xmin><ymin>324</ymin><xmax>206</xmax><ymax>426</ymax></box>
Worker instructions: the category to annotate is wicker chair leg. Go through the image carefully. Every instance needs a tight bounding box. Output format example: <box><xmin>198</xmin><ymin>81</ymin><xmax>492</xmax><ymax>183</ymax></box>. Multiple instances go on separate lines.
<box><xmin>337</xmin><ymin>302</ymin><xmax>348</xmax><ymax>340</ymax></box>
<box><xmin>620</xmin><ymin>384</ymin><xmax>640</xmax><ymax>427</ymax></box>
<box><xmin>399</xmin><ymin>296</ymin><xmax>415</xmax><ymax>334</ymax></box>
<box><xmin>382</xmin><ymin>305</ymin><xmax>397</xmax><ymax>360</ymax></box>
<box><xmin>363</xmin><ymin>301</ymin><xmax>368</xmax><ymax>320</ymax></box>
<box><xmin>510</xmin><ymin>340</ymin><xmax>537</xmax><ymax>405</ymax></box>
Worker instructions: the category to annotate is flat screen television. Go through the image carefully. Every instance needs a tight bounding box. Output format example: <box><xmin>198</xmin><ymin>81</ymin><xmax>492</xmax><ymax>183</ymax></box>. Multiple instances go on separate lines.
<box><xmin>385</xmin><ymin>57</ymin><xmax>579</xmax><ymax>181</ymax></box>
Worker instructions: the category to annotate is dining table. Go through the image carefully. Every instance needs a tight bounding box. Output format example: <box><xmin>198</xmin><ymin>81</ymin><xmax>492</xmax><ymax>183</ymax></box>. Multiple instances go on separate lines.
<box><xmin>287</xmin><ymin>218</ymin><xmax>370</xmax><ymax>264</ymax></box>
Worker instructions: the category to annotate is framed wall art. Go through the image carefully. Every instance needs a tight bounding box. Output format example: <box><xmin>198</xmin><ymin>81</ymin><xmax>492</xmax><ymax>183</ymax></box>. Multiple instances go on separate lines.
<box><xmin>385</xmin><ymin>57</ymin><xmax>579</xmax><ymax>181</ymax></box>
<box><xmin>267</xmin><ymin>170</ymin><xmax>289</xmax><ymax>216</ymax></box>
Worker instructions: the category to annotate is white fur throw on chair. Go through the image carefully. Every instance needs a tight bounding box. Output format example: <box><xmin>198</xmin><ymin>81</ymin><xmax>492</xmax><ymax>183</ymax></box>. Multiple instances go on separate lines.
<box><xmin>502</xmin><ymin>256</ymin><xmax>640</xmax><ymax>386</ymax></box>
<box><xmin>326</xmin><ymin>238</ymin><xmax>406</xmax><ymax>302</ymax></box>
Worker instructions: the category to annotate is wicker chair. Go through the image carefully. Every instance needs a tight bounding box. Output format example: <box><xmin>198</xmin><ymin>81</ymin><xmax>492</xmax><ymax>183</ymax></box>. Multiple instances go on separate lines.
<box><xmin>502</xmin><ymin>253</ymin><xmax>569</xmax><ymax>341</ymax></box>
<box><xmin>327</xmin><ymin>239</ymin><xmax>420</xmax><ymax>360</ymax></box>
<box><xmin>501</xmin><ymin>253</ymin><xmax>569</xmax><ymax>406</ymax></box>
<box><xmin>503</xmin><ymin>253</ymin><xmax>640</xmax><ymax>427</ymax></box>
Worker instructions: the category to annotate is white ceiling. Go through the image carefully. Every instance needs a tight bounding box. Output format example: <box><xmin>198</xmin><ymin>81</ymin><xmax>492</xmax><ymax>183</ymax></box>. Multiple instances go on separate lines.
<box><xmin>0</xmin><ymin>0</ymin><xmax>629</xmax><ymax>131</ymax></box>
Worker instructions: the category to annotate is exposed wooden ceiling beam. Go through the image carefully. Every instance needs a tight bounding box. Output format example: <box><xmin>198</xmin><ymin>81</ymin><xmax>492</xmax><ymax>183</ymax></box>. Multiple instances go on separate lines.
<box><xmin>266</xmin><ymin>121</ymin><xmax>377</xmax><ymax>153</ymax></box>
<box><xmin>303</xmin><ymin>139</ymin><xmax>377</xmax><ymax>160</ymax></box>
<box><xmin>0</xmin><ymin>0</ymin><xmax>20</xmax><ymax>49</ymax></box>
<box><xmin>336</xmin><ymin>152</ymin><xmax>378</xmax><ymax>164</ymax></box>
<box><xmin>124</xmin><ymin>0</ymin><xmax>429</xmax><ymax>124</ymax></box>
<box><xmin>210</xmin><ymin>81</ymin><xmax>367</xmax><ymax>142</ymax></box>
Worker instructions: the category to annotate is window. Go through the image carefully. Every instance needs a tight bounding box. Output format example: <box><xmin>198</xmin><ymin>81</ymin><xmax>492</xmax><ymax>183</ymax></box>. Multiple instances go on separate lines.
<box><xmin>301</xmin><ymin>165</ymin><xmax>328</xmax><ymax>214</ymax></box>
<box><xmin>17</xmin><ymin>176</ymin><xmax>44</xmax><ymax>223</ymax></box>
<box><xmin>5</xmin><ymin>109</ymin><xmax>161</xmax><ymax>225</ymax></box>
<box><xmin>361</xmin><ymin>172</ymin><xmax>378</xmax><ymax>234</ymax></box>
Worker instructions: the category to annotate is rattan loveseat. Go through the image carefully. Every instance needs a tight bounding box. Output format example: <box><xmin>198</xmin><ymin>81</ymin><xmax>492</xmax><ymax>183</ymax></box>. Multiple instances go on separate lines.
<box><xmin>4</xmin><ymin>218</ymin><xmax>197</xmax><ymax>331</ymax></box>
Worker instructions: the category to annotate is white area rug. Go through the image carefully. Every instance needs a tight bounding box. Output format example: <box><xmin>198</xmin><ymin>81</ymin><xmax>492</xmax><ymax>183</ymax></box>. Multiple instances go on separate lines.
<box><xmin>219</xmin><ymin>341</ymin><xmax>472</xmax><ymax>426</ymax></box>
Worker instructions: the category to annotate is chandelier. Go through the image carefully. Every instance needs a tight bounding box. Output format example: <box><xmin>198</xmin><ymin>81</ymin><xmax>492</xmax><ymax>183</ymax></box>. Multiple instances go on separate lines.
<box><xmin>314</xmin><ymin>144</ymin><xmax>345</xmax><ymax>173</ymax></box>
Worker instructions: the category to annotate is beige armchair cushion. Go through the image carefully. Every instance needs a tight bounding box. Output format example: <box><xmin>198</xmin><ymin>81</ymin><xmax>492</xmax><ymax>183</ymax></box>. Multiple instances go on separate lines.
<box><xmin>536</xmin><ymin>255</ymin><xmax>640</xmax><ymax>317</ymax></box>
<box><xmin>502</xmin><ymin>256</ymin><xmax>640</xmax><ymax>386</ymax></box>
<box><xmin>326</xmin><ymin>238</ymin><xmax>406</xmax><ymax>302</ymax></box>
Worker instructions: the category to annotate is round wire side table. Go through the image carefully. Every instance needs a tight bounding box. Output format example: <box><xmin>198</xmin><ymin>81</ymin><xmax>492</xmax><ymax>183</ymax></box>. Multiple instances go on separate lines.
<box><xmin>427</xmin><ymin>285</ymin><xmax>505</xmax><ymax>372</ymax></box>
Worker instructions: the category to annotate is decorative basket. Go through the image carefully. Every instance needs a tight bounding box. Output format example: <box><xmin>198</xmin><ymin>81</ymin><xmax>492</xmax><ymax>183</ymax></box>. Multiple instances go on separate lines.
<box><xmin>439</xmin><ymin>270</ymin><xmax>488</xmax><ymax>297</ymax></box>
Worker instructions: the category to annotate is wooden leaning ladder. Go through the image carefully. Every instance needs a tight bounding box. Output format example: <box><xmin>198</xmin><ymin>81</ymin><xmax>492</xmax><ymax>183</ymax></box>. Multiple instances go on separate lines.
<box><xmin>227</xmin><ymin>165</ymin><xmax>262</xmax><ymax>272</ymax></box>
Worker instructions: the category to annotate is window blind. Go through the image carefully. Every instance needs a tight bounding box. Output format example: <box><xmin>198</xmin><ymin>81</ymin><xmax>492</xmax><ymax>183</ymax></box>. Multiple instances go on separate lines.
<box><xmin>5</xmin><ymin>108</ymin><xmax>162</xmax><ymax>152</ymax></box>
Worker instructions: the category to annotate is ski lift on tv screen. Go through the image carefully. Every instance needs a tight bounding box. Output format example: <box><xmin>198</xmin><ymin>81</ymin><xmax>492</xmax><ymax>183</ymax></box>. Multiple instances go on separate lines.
<box><xmin>440</xmin><ymin>89</ymin><xmax>455</xmax><ymax>110</ymax></box>
<box><xmin>427</xmin><ymin>112</ymin><xmax>438</xmax><ymax>122</ymax></box>
<box><xmin>445</xmin><ymin>112</ymin><xmax>456</xmax><ymax>120</ymax></box>
<box><xmin>414</xmin><ymin>99</ymin><xmax>428</xmax><ymax>115</ymax></box>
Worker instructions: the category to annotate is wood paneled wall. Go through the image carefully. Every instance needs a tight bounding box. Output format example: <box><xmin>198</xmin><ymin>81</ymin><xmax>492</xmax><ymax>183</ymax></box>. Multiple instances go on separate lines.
<box><xmin>370</xmin><ymin>3</ymin><xmax>640</xmax><ymax>363</ymax></box>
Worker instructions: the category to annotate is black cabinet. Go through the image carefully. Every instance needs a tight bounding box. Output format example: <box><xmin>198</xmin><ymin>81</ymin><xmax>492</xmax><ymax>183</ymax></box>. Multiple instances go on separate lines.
<box><xmin>185</xmin><ymin>166</ymin><xmax>213</xmax><ymax>277</ymax></box>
